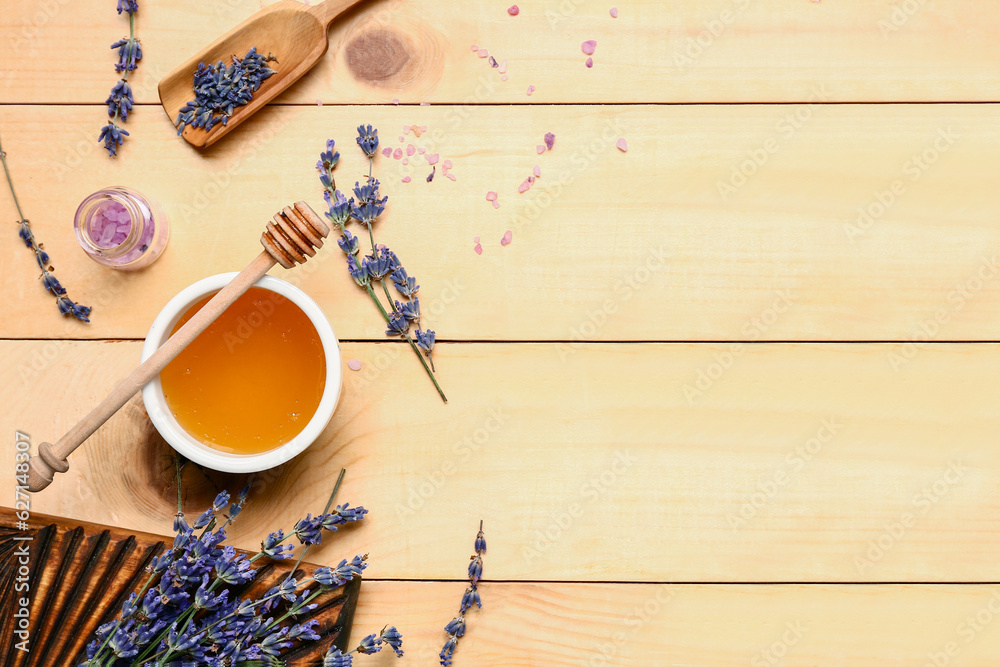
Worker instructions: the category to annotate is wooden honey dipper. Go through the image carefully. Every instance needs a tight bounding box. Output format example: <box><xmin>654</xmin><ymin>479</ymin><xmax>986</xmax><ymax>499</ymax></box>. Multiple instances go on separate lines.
<box><xmin>27</xmin><ymin>201</ymin><xmax>330</xmax><ymax>492</ymax></box>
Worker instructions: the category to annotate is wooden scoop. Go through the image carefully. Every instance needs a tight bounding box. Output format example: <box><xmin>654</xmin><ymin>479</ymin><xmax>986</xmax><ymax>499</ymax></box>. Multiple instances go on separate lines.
<box><xmin>158</xmin><ymin>0</ymin><xmax>368</xmax><ymax>149</ymax></box>
<box><xmin>26</xmin><ymin>202</ymin><xmax>330</xmax><ymax>493</ymax></box>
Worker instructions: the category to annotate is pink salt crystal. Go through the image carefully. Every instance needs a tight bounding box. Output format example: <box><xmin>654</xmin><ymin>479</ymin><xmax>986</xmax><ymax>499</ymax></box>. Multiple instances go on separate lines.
<box><xmin>617</xmin><ymin>138</ymin><xmax>628</xmax><ymax>152</ymax></box>
<box><xmin>474</xmin><ymin>236</ymin><xmax>480</xmax><ymax>243</ymax></box>
<box><xmin>544</xmin><ymin>132</ymin><xmax>555</xmax><ymax>150</ymax></box>
<box><xmin>582</xmin><ymin>40</ymin><xmax>597</xmax><ymax>55</ymax></box>
<box><xmin>421</xmin><ymin>125</ymin><xmax>427</xmax><ymax>132</ymax></box>
<box><xmin>498</xmin><ymin>60</ymin><xmax>507</xmax><ymax>74</ymax></box>
<box><xmin>528</xmin><ymin>176</ymin><xmax>535</xmax><ymax>184</ymax></box>
<box><xmin>402</xmin><ymin>158</ymin><xmax>409</xmax><ymax>165</ymax></box>
<box><xmin>443</xmin><ymin>159</ymin><xmax>452</xmax><ymax>169</ymax></box>
<box><xmin>610</xmin><ymin>7</ymin><xmax>618</xmax><ymax>17</ymax></box>
<box><xmin>586</xmin><ymin>57</ymin><xmax>593</xmax><ymax>68</ymax></box>
<box><xmin>518</xmin><ymin>179</ymin><xmax>530</xmax><ymax>193</ymax></box>
<box><xmin>316</xmin><ymin>99</ymin><xmax>324</xmax><ymax>106</ymax></box>
<box><xmin>393</xmin><ymin>148</ymin><xmax>403</xmax><ymax>159</ymax></box>
<box><xmin>427</xmin><ymin>153</ymin><xmax>440</xmax><ymax>165</ymax></box>
<box><xmin>492</xmin><ymin>200</ymin><xmax>500</xmax><ymax>209</ymax></box>
<box><xmin>347</xmin><ymin>359</ymin><xmax>362</xmax><ymax>371</ymax></box>
<box><xmin>478</xmin><ymin>49</ymin><xmax>489</xmax><ymax>58</ymax></box>
<box><xmin>507</xmin><ymin>5</ymin><xmax>519</xmax><ymax>15</ymax></box>
<box><xmin>402</xmin><ymin>176</ymin><xmax>412</xmax><ymax>183</ymax></box>
<box><xmin>501</xmin><ymin>75</ymin><xmax>508</xmax><ymax>81</ymax></box>
<box><xmin>382</xmin><ymin>147</ymin><xmax>392</xmax><ymax>157</ymax></box>
<box><xmin>398</xmin><ymin>136</ymin><xmax>404</xmax><ymax>142</ymax></box>
<box><xmin>418</xmin><ymin>147</ymin><xmax>426</xmax><ymax>154</ymax></box>
<box><xmin>474</xmin><ymin>243</ymin><xmax>483</xmax><ymax>255</ymax></box>
<box><xmin>486</xmin><ymin>191</ymin><xmax>498</xmax><ymax>201</ymax></box>
<box><xmin>533</xmin><ymin>164</ymin><xmax>541</xmax><ymax>177</ymax></box>
<box><xmin>536</xmin><ymin>145</ymin><xmax>545</xmax><ymax>154</ymax></box>
<box><xmin>392</xmin><ymin>98</ymin><xmax>400</xmax><ymax>105</ymax></box>
<box><xmin>420</xmin><ymin>102</ymin><xmax>431</xmax><ymax>106</ymax></box>
<box><xmin>527</xmin><ymin>85</ymin><xmax>535</xmax><ymax>95</ymax></box>
<box><xmin>404</xmin><ymin>125</ymin><xmax>410</xmax><ymax>134</ymax></box>
<box><xmin>501</xmin><ymin>230</ymin><xmax>513</xmax><ymax>246</ymax></box>
<box><xmin>406</xmin><ymin>144</ymin><xmax>415</xmax><ymax>156</ymax></box>
<box><xmin>472</xmin><ymin>45</ymin><xmax>478</xmax><ymax>51</ymax></box>
<box><xmin>446</xmin><ymin>173</ymin><xmax>457</xmax><ymax>181</ymax></box>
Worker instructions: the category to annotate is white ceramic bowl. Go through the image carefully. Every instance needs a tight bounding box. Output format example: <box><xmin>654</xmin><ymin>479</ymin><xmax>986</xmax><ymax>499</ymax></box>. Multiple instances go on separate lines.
<box><xmin>141</xmin><ymin>273</ymin><xmax>341</xmax><ymax>473</ymax></box>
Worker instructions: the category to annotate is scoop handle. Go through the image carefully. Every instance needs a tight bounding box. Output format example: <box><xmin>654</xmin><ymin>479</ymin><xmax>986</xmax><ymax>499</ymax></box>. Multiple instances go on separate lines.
<box><xmin>26</xmin><ymin>251</ymin><xmax>276</xmax><ymax>492</ymax></box>
<box><xmin>310</xmin><ymin>0</ymin><xmax>369</xmax><ymax>27</ymax></box>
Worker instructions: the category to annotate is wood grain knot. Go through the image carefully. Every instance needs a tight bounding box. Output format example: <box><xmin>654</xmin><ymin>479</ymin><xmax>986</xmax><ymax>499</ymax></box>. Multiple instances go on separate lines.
<box><xmin>345</xmin><ymin>29</ymin><xmax>410</xmax><ymax>82</ymax></box>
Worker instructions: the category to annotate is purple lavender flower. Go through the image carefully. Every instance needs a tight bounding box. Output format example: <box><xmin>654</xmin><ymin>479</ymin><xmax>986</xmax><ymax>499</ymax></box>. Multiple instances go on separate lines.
<box><xmin>105</xmin><ymin>79</ymin><xmax>133</xmax><ymax>120</ymax></box>
<box><xmin>444</xmin><ymin>615</ymin><xmax>466</xmax><ymax>638</ymax></box>
<box><xmin>324</xmin><ymin>647</ymin><xmax>353</xmax><ymax>667</ymax></box>
<box><xmin>350</xmin><ymin>180</ymin><xmax>388</xmax><ymax>225</ymax></box>
<box><xmin>326</xmin><ymin>189</ymin><xmax>352</xmax><ymax>228</ymax></box>
<box><xmin>460</xmin><ymin>585</ymin><xmax>481</xmax><ymax>612</ymax></box>
<box><xmin>261</xmin><ymin>530</ymin><xmax>294</xmax><ymax>560</ymax></box>
<box><xmin>396</xmin><ymin>298</ymin><xmax>420</xmax><ymax>322</ymax></box>
<box><xmin>294</xmin><ymin>514</ymin><xmax>324</xmax><ymax>545</ymax></box>
<box><xmin>174</xmin><ymin>47</ymin><xmax>276</xmax><ymax>135</ymax></box>
<box><xmin>415</xmin><ymin>329</ymin><xmax>435</xmax><ymax>354</ymax></box>
<box><xmin>98</xmin><ymin>122</ymin><xmax>129</xmax><ymax>156</ymax></box>
<box><xmin>386</xmin><ymin>312</ymin><xmax>409</xmax><ymax>337</ymax></box>
<box><xmin>381</xmin><ymin>626</ymin><xmax>404</xmax><ymax>657</ymax></box>
<box><xmin>475</xmin><ymin>527</ymin><xmax>487</xmax><ymax>554</ymax></box>
<box><xmin>441</xmin><ymin>522</ymin><xmax>486</xmax><ymax>665</ymax></box>
<box><xmin>468</xmin><ymin>554</ymin><xmax>483</xmax><ymax>584</ymax></box>
<box><xmin>440</xmin><ymin>636</ymin><xmax>458</xmax><ymax>666</ymax></box>
<box><xmin>111</xmin><ymin>37</ymin><xmax>142</xmax><ymax>73</ymax></box>
<box><xmin>338</xmin><ymin>230</ymin><xmax>360</xmax><ymax>255</ymax></box>
<box><xmin>356</xmin><ymin>633</ymin><xmax>382</xmax><ymax>655</ymax></box>
<box><xmin>347</xmin><ymin>254</ymin><xmax>370</xmax><ymax>286</ymax></box>
<box><xmin>116</xmin><ymin>0</ymin><xmax>138</xmax><ymax>14</ymax></box>
<box><xmin>363</xmin><ymin>251</ymin><xmax>394</xmax><ymax>279</ymax></box>
<box><xmin>356</xmin><ymin>124</ymin><xmax>380</xmax><ymax>157</ymax></box>
<box><xmin>391</xmin><ymin>267</ymin><xmax>419</xmax><ymax>297</ymax></box>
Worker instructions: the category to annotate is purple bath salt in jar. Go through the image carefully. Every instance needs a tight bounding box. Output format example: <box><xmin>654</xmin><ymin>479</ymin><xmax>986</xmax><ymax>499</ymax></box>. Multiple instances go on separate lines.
<box><xmin>74</xmin><ymin>186</ymin><xmax>169</xmax><ymax>270</ymax></box>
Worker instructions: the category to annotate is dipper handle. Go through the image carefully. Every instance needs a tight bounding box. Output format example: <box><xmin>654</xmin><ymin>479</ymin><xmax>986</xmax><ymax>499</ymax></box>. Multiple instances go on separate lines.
<box><xmin>27</xmin><ymin>202</ymin><xmax>329</xmax><ymax>492</ymax></box>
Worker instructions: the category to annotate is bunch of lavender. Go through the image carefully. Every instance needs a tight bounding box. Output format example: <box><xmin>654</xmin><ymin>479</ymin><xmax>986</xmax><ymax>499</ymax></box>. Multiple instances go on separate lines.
<box><xmin>317</xmin><ymin>126</ymin><xmax>447</xmax><ymax>402</ymax></box>
<box><xmin>99</xmin><ymin>0</ymin><xmax>142</xmax><ymax>156</ymax></box>
<box><xmin>440</xmin><ymin>522</ymin><xmax>486</xmax><ymax>666</ymax></box>
<box><xmin>80</xmin><ymin>482</ymin><xmax>401</xmax><ymax>666</ymax></box>
<box><xmin>174</xmin><ymin>47</ymin><xmax>276</xmax><ymax>135</ymax></box>
<box><xmin>1</xmin><ymin>130</ymin><xmax>90</xmax><ymax>321</ymax></box>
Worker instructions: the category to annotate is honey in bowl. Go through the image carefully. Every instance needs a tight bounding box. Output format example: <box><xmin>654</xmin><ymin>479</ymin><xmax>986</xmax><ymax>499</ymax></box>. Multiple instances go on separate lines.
<box><xmin>159</xmin><ymin>286</ymin><xmax>326</xmax><ymax>455</ymax></box>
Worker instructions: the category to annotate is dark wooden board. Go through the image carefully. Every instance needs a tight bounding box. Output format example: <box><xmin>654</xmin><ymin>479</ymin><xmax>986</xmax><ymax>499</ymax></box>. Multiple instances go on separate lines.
<box><xmin>0</xmin><ymin>509</ymin><xmax>360</xmax><ymax>666</ymax></box>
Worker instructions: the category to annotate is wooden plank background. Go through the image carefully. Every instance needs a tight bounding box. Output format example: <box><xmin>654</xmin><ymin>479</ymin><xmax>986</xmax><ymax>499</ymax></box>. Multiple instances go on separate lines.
<box><xmin>2</xmin><ymin>0</ymin><xmax>999</xmax><ymax>664</ymax></box>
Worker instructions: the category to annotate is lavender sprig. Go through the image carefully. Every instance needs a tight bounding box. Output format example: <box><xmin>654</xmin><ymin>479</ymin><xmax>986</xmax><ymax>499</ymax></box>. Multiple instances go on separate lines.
<box><xmin>80</xmin><ymin>471</ymin><xmax>378</xmax><ymax>667</ymax></box>
<box><xmin>440</xmin><ymin>521</ymin><xmax>486</xmax><ymax>666</ymax></box>
<box><xmin>316</xmin><ymin>130</ymin><xmax>446</xmax><ymax>402</ymax></box>
<box><xmin>1</xmin><ymin>130</ymin><xmax>90</xmax><ymax>321</ymax></box>
<box><xmin>100</xmin><ymin>0</ymin><xmax>141</xmax><ymax>156</ymax></box>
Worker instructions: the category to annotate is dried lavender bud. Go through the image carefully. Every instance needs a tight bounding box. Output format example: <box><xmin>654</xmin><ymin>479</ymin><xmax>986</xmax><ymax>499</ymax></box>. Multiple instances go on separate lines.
<box><xmin>174</xmin><ymin>47</ymin><xmax>276</xmax><ymax>135</ymax></box>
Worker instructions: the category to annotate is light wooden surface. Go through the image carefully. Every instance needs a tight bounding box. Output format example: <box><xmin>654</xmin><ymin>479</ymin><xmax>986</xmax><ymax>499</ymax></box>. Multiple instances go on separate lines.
<box><xmin>1</xmin><ymin>1</ymin><xmax>998</xmax><ymax>665</ymax></box>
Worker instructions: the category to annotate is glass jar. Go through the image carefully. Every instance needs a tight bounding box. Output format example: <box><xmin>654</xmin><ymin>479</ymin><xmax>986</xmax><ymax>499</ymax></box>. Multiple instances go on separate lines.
<box><xmin>74</xmin><ymin>186</ymin><xmax>169</xmax><ymax>270</ymax></box>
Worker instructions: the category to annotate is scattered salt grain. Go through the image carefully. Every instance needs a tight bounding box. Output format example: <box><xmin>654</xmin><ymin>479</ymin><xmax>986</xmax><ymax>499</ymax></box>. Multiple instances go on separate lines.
<box><xmin>427</xmin><ymin>153</ymin><xmax>440</xmax><ymax>165</ymax></box>
<box><xmin>478</xmin><ymin>49</ymin><xmax>489</xmax><ymax>58</ymax></box>
<box><xmin>418</xmin><ymin>147</ymin><xmax>426</xmax><ymax>154</ymax></box>
<box><xmin>617</xmin><ymin>138</ymin><xmax>628</xmax><ymax>152</ymax></box>
<box><xmin>492</xmin><ymin>200</ymin><xmax>500</xmax><ymax>209</ymax></box>
<box><xmin>474</xmin><ymin>236</ymin><xmax>480</xmax><ymax>242</ymax></box>
<box><xmin>446</xmin><ymin>173</ymin><xmax>457</xmax><ymax>181</ymax></box>
<box><xmin>536</xmin><ymin>145</ymin><xmax>545</xmax><ymax>154</ymax></box>
<box><xmin>316</xmin><ymin>99</ymin><xmax>324</xmax><ymax>106</ymax></box>
<box><xmin>518</xmin><ymin>179</ymin><xmax>530</xmax><ymax>193</ymax></box>
<box><xmin>528</xmin><ymin>176</ymin><xmax>535</xmax><ymax>184</ymax></box>
<box><xmin>420</xmin><ymin>102</ymin><xmax>431</xmax><ymax>106</ymax></box>
<box><xmin>382</xmin><ymin>147</ymin><xmax>392</xmax><ymax>157</ymax></box>
<box><xmin>411</xmin><ymin>125</ymin><xmax>423</xmax><ymax>137</ymax></box>
<box><xmin>404</xmin><ymin>125</ymin><xmax>410</xmax><ymax>134</ymax></box>
<box><xmin>508</xmin><ymin>5</ymin><xmax>519</xmax><ymax>15</ymax></box>
<box><xmin>533</xmin><ymin>164</ymin><xmax>541</xmax><ymax>177</ymax></box>
<box><xmin>610</xmin><ymin>7</ymin><xmax>618</xmax><ymax>17</ymax></box>
<box><xmin>527</xmin><ymin>85</ymin><xmax>535</xmax><ymax>96</ymax></box>
<box><xmin>544</xmin><ymin>132</ymin><xmax>555</xmax><ymax>150</ymax></box>
<box><xmin>501</xmin><ymin>75</ymin><xmax>508</xmax><ymax>81</ymax></box>
<box><xmin>421</xmin><ymin>125</ymin><xmax>427</xmax><ymax>132</ymax></box>
<box><xmin>402</xmin><ymin>158</ymin><xmax>409</xmax><ymax>165</ymax></box>
<box><xmin>586</xmin><ymin>57</ymin><xmax>593</xmax><ymax>68</ymax></box>
<box><xmin>498</xmin><ymin>60</ymin><xmax>507</xmax><ymax>74</ymax></box>
<box><xmin>582</xmin><ymin>40</ymin><xmax>597</xmax><ymax>55</ymax></box>
<box><xmin>486</xmin><ymin>191</ymin><xmax>498</xmax><ymax>201</ymax></box>
<box><xmin>406</xmin><ymin>144</ymin><xmax>415</xmax><ymax>156</ymax></box>
<box><xmin>474</xmin><ymin>242</ymin><xmax>483</xmax><ymax>255</ymax></box>
<box><xmin>472</xmin><ymin>45</ymin><xmax>478</xmax><ymax>51</ymax></box>
<box><xmin>392</xmin><ymin>97</ymin><xmax>400</xmax><ymax>105</ymax></box>
<box><xmin>398</xmin><ymin>135</ymin><xmax>404</xmax><ymax>142</ymax></box>
<box><xmin>347</xmin><ymin>359</ymin><xmax>362</xmax><ymax>371</ymax></box>
<box><xmin>501</xmin><ymin>230</ymin><xmax>513</xmax><ymax>246</ymax></box>
<box><xmin>443</xmin><ymin>159</ymin><xmax>452</xmax><ymax>169</ymax></box>
<box><xmin>402</xmin><ymin>175</ymin><xmax>411</xmax><ymax>183</ymax></box>
<box><xmin>393</xmin><ymin>148</ymin><xmax>403</xmax><ymax>159</ymax></box>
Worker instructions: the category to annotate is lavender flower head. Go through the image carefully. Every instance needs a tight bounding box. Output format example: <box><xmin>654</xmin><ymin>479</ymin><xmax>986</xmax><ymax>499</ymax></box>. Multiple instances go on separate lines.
<box><xmin>111</xmin><ymin>36</ymin><xmax>143</xmax><ymax>73</ymax></box>
<box><xmin>356</xmin><ymin>124</ymin><xmax>379</xmax><ymax>157</ymax></box>
<box><xmin>105</xmin><ymin>79</ymin><xmax>133</xmax><ymax>121</ymax></box>
<box><xmin>117</xmin><ymin>0</ymin><xmax>138</xmax><ymax>14</ymax></box>
<box><xmin>440</xmin><ymin>522</ymin><xmax>487</xmax><ymax>666</ymax></box>
<box><xmin>350</xmin><ymin>179</ymin><xmax>388</xmax><ymax>225</ymax></box>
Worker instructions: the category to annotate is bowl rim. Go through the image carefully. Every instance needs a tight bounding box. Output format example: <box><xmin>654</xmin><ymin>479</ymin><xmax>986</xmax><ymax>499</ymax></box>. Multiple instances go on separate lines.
<box><xmin>141</xmin><ymin>272</ymin><xmax>341</xmax><ymax>473</ymax></box>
